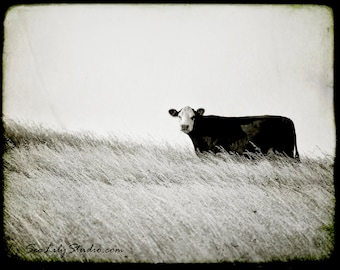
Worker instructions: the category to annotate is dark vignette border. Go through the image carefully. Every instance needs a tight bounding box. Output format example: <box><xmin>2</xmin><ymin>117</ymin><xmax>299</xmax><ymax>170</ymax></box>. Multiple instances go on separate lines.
<box><xmin>0</xmin><ymin>1</ymin><xmax>337</xmax><ymax>269</ymax></box>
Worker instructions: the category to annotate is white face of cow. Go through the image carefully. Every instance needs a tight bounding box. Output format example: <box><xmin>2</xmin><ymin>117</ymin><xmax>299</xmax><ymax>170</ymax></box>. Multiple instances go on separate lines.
<box><xmin>169</xmin><ymin>106</ymin><xmax>205</xmax><ymax>134</ymax></box>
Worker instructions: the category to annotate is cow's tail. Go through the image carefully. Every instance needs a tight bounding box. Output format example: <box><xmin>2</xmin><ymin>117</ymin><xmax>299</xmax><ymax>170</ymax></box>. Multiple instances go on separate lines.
<box><xmin>292</xmin><ymin>122</ymin><xmax>300</xmax><ymax>161</ymax></box>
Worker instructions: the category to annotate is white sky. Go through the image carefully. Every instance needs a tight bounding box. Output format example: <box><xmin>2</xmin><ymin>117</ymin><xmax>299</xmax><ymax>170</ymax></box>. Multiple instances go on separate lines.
<box><xmin>3</xmin><ymin>4</ymin><xmax>335</xmax><ymax>155</ymax></box>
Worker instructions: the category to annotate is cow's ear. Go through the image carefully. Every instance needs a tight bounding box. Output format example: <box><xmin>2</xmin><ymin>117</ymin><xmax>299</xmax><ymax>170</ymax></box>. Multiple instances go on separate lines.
<box><xmin>169</xmin><ymin>109</ymin><xmax>179</xmax><ymax>117</ymax></box>
<box><xmin>197</xmin><ymin>108</ymin><xmax>205</xmax><ymax>116</ymax></box>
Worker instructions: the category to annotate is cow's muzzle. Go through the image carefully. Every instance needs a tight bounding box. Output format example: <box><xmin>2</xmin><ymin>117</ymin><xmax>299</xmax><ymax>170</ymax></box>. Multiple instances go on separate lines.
<box><xmin>181</xmin><ymin>125</ymin><xmax>190</xmax><ymax>133</ymax></box>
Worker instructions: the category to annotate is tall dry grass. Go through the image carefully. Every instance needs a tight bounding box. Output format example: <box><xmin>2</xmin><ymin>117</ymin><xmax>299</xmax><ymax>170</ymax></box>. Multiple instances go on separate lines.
<box><xmin>3</xmin><ymin>119</ymin><xmax>335</xmax><ymax>263</ymax></box>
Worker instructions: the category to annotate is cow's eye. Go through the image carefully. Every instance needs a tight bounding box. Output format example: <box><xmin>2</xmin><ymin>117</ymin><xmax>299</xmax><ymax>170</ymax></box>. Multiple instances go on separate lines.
<box><xmin>191</xmin><ymin>116</ymin><xmax>195</xmax><ymax>120</ymax></box>
<box><xmin>179</xmin><ymin>116</ymin><xmax>182</xmax><ymax>120</ymax></box>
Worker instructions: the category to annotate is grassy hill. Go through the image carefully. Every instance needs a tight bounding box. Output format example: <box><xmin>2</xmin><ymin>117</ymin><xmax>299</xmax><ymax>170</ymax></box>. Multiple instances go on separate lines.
<box><xmin>3</xmin><ymin>119</ymin><xmax>335</xmax><ymax>263</ymax></box>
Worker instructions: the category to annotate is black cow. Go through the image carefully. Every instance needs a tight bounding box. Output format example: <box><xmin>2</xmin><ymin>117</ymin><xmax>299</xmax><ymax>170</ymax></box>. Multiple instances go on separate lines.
<box><xmin>169</xmin><ymin>106</ymin><xmax>299</xmax><ymax>159</ymax></box>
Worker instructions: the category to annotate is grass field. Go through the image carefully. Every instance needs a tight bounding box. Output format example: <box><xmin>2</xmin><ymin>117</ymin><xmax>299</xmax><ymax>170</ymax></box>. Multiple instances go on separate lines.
<box><xmin>3</xmin><ymin>119</ymin><xmax>335</xmax><ymax>263</ymax></box>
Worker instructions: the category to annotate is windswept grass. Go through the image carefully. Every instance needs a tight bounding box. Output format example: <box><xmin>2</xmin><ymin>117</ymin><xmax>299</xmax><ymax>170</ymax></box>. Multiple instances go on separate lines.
<box><xmin>3</xmin><ymin>119</ymin><xmax>335</xmax><ymax>263</ymax></box>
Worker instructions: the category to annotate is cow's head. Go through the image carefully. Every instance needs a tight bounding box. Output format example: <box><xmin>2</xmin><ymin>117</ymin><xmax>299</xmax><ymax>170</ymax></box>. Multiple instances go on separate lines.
<box><xmin>168</xmin><ymin>106</ymin><xmax>205</xmax><ymax>134</ymax></box>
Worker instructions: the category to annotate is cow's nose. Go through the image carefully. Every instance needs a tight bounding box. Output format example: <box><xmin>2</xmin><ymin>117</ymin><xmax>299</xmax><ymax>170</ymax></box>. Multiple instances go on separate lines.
<box><xmin>181</xmin><ymin>125</ymin><xmax>189</xmax><ymax>130</ymax></box>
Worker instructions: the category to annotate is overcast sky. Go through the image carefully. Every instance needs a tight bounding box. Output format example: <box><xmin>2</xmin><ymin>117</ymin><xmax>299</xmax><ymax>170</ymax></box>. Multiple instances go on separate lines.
<box><xmin>3</xmin><ymin>4</ymin><xmax>334</xmax><ymax>155</ymax></box>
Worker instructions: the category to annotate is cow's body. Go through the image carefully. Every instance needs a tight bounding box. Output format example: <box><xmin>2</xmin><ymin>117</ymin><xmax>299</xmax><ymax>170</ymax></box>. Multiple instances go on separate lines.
<box><xmin>169</xmin><ymin>106</ymin><xmax>299</xmax><ymax>159</ymax></box>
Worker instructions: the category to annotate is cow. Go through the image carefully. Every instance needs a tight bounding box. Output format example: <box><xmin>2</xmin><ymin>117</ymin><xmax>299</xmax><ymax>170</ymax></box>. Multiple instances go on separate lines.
<box><xmin>168</xmin><ymin>106</ymin><xmax>299</xmax><ymax>159</ymax></box>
